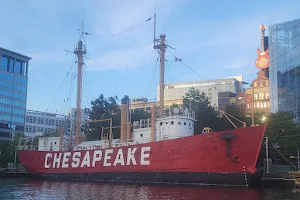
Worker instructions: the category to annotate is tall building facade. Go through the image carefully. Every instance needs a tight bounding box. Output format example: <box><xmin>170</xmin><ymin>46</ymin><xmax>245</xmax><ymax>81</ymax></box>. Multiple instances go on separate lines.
<box><xmin>25</xmin><ymin>109</ymin><xmax>68</xmax><ymax>138</ymax></box>
<box><xmin>158</xmin><ymin>76</ymin><xmax>244</xmax><ymax>109</ymax></box>
<box><xmin>233</xmin><ymin>70</ymin><xmax>270</xmax><ymax>117</ymax></box>
<box><xmin>0</xmin><ymin>47</ymin><xmax>31</xmax><ymax>141</ymax></box>
<box><xmin>269</xmin><ymin>18</ymin><xmax>300</xmax><ymax>122</ymax></box>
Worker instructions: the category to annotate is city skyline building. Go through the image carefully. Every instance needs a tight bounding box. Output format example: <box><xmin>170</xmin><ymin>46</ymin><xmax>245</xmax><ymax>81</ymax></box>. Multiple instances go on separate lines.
<box><xmin>25</xmin><ymin>109</ymin><xmax>68</xmax><ymax>138</ymax></box>
<box><xmin>269</xmin><ymin>18</ymin><xmax>300</xmax><ymax>122</ymax></box>
<box><xmin>158</xmin><ymin>76</ymin><xmax>245</xmax><ymax>110</ymax></box>
<box><xmin>0</xmin><ymin>47</ymin><xmax>31</xmax><ymax>141</ymax></box>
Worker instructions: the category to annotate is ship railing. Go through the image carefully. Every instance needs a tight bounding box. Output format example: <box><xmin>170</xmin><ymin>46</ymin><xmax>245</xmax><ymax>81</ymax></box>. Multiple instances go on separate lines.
<box><xmin>16</xmin><ymin>145</ymin><xmax>68</xmax><ymax>151</ymax></box>
<box><xmin>164</xmin><ymin>109</ymin><xmax>196</xmax><ymax>119</ymax></box>
<box><xmin>132</xmin><ymin>119</ymin><xmax>151</xmax><ymax>129</ymax></box>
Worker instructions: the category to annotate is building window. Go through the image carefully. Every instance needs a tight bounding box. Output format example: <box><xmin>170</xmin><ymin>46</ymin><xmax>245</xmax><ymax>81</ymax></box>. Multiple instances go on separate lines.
<box><xmin>265</xmin><ymin>93</ymin><xmax>269</xmax><ymax>99</ymax></box>
<box><xmin>259</xmin><ymin>93</ymin><xmax>264</xmax><ymax>100</ymax></box>
<box><xmin>14</xmin><ymin>60</ymin><xmax>21</xmax><ymax>75</ymax></box>
<box><xmin>257</xmin><ymin>102</ymin><xmax>260</xmax><ymax>108</ymax></box>
<box><xmin>264</xmin><ymin>102</ymin><xmax>267</xmax><ymax>108</ymax></box>
<box><xmin>254</xmin><ymin>82</ymin><xmax>257</xmax><ymax>87</ymax></box>
<box><xmin>259</xmin><ymin>80</ymin><xmax>263</xmax><ymax>87</ymax></box>
<box><xmin>0</xmin><ymin>56</ymin><xmax>8</xmax><ymax>71</ymax></box>
<box><xmin>254</xmin><ymin>94</ymin><xmax>258</xmax><ymax>100</ymax></box>
<box><xmin>266</xmin><ymin>81</ymin><xmax>269</xmax><ymax>86</ymax></box>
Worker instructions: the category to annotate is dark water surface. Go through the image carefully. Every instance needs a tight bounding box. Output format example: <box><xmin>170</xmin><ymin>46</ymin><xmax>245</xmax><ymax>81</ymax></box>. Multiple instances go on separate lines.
<box><xmin>0</xmin><ymin>178</ymin><xmax>300</xmax><ymax>200</ymax></box>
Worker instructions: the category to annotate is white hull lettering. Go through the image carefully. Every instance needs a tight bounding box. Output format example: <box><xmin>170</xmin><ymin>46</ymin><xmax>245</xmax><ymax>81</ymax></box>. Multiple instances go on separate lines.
<box><xmin>44</xmin><ymin>146</ymin><xmax>151</xmax><ymax>169</ymax></box>
<box><xmin>81</xmin><ymin>151</ymin><xmax>91</xmax><ymax>167</ymax></box>
<box><xmin>141</xmin><ymin>147</ymin><xmax>151</xmax><ymax>165</ymax></box>
<box><xmin>113</xmin><ymin>149</ymin><xmax>125</xmax><ymax>166</ymax></box>
<box><xmin>52</xmin><ymin>153</ymin><xmax>62</xmax><ymax>168</ymax></box>
<box><xmin>104</xmin><ymin>149</ymin><xmax>113</xmax><ymax>167</ymax></box>
<box><xmin>126</xmin><ymin>148</ymin><xmax>137</xmax><ymax>165</ymax></box>
<box><xmin>72</xmin><ymin>152</ymin><xmax>81</xmax><ymax>168</ymax></box>
<box><xmin>92</xmin><ymin>150</ymin><xmax>102</xmax><ymax>167</ymax></box>
<box><xmin>44</xmin><ymin>153</ymin><xmax>52</xmax><ymax>169</ymax></box>
<box><xmin>62</xmin><ymin>152</ymin><xmax>71</xmax><ymax>168</ymax></box>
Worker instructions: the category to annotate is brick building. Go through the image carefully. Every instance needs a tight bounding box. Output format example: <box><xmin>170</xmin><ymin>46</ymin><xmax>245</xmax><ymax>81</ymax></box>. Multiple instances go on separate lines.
<box><xmin>233</xmin><ymin>70</ymin><xmax>270</xmax><ymax>117</ymax></box>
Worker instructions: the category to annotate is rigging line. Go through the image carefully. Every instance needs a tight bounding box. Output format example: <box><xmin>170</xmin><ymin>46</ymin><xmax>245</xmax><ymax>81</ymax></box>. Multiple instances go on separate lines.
<box><xmin>269</xmin><ymin>139</ymin><xmax>291</xmax><ymax>164</ymax></box>
<box><xmin>60</xmin><ymin>69</ymin><xmax>76</xmax><ymax>115</ymax></box>
<box><xmin>85</xmin><ymin>66</ymin><xmax>95</xmax><ymax>101</ymax></box>
<box><xmin>167</xmin><ymin>49</ymin><xmax>221</xmax><ymax>92</ymax></box>
<box><xmin>45</xmin><ymin>60</ymin><xmax>76</xmax><ymax>112</ymax></box>
<box><xmin>146</xmin><ymin>54</ymin><xmax>159</xmax><ymax>99</ymax></box>
<box><xmin>82</xmin><ymin>65</ymin><xmax>93</xmax><ymax>108</ymax></box>
<box><xmin>169</xmin><ymin>60</ymin><xmax>192</xmax><ymax>84</ymax></box>
<box><xmin>59</xmin><ymin>71</ymin><xmax>73</xmax><ymax>115</ymax></box>
<box><xmin>98</xmin><ymin>16</ymin><xmax>152</xmax><ymax>37</ymax></box>
<box><xmin>63</xmin><ymin>73</ymin><xmax>76</xmax><ymax>116</ymax></box>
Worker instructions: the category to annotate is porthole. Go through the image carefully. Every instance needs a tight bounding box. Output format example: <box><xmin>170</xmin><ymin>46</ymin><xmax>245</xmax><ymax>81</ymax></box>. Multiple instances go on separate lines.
<box><xmin>178</xmin><ymin>122</ymin><xmax>181</xmax><ymax>125</ymax></box>
<box><xmin>160</xmin><ymin>122</ymin><xmax>163</xmax><ymax>126</ymax></box>
<box><xmin>171</xmin><ymin>121</ymin><xmax>174</xmax><ymax>125</ymax></box>
<box><xmin>184</xmin><ymin>122</ymin><xmax>186</xmax><ymax>125</ymax></box>
<box><xmin>166</xmin><ymin>122</ymin><xmax>168</xmax><ymax>125</ymax></box>
<box><xmin>189</xmin><ymin>123</ymin><xmax>191</xmax><ymax>126</ymax></box>
<box><xmin>140</xmin><ymin>134</ymin><xmax>143</xmax><ymax>137</ymax></box>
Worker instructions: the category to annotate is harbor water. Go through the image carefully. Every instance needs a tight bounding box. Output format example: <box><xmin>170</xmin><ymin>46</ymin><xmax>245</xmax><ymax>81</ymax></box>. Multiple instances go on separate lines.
<box><xmin>0</xmin><ymin>178</ymin><xmax>300</xmax><ymax>200</ymax></box>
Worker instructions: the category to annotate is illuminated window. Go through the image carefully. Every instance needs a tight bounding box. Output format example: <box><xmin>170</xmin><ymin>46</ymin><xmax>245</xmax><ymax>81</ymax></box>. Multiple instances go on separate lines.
<box><xmin>265</xmin><ymin>93</ymin><xmax>269</xmax><ymax>99</ymax></box>
<box><xmin>254</xmin><ymin>94</ymin><xmax>258</xmax><ymax>100</ymax></box>
<box><xmin>259</xmin><ymin>93</ymin><xmax>264</xmax><ymax>100</ymax></box>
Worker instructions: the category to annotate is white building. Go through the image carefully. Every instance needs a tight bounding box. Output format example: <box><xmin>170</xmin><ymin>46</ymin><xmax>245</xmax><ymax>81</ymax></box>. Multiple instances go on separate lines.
<box><xmin>158</xmin><ymin>76</ymin><xmax>245</xmax><ymax>109</ymax></box>
<box><xmin>67</xmin><ymin>107</ymin><xmax>90</xmax><ymax>136</ymax></box>
<box><xmin>25</xmin><ymin>110</ymin><xmax>68</xmax><ymax>138</ymax></box>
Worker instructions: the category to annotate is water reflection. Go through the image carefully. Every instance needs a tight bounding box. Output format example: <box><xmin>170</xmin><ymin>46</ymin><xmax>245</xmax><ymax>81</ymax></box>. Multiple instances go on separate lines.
<box><xmin>0</xmin><ymin>178</ymin><xmax>300</xmax><ymax>200</ymax></box>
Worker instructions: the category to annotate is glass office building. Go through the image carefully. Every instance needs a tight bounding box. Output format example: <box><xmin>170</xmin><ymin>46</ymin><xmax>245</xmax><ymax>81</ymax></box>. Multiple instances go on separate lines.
<box><xmin>269</xmin><ymin>18</ymin><xmax>300</xmax><ymax>122</ymax></box>
<box><xmin>0</xmin><ymin>47</ymin><xmax>31</xmax><ymax>141</ymax></box>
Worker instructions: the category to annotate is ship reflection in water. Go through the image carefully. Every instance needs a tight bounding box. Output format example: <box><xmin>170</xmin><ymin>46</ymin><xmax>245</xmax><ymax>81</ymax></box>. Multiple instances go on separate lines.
<box><xmin>1</xmin><ymin>178</ymin><xmax>300</xmax><ymax>200</ymax></box>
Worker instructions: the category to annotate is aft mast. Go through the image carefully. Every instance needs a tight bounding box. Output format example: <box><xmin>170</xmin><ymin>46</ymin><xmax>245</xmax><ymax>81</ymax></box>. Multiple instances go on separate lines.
<box><xmin>154</xmin><ymin>34</ymin><xmax>166</xmax><ymax>116</ymax></box>
<box><xmin>74</xmin><ymin>21</ymin><xmax>87</xmax><ymax>146</ymax></box>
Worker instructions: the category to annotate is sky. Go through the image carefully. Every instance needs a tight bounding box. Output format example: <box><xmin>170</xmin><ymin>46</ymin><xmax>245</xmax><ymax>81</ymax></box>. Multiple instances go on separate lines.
<box><xmin>0</xmin><ymin>0</ymin><xmax>300</xmax><ymax>115</ymax></box>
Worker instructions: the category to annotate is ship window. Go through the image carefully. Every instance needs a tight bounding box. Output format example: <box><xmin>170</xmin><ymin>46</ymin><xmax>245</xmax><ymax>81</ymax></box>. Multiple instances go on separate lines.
<box><xmin>166</xmin><ymin>122</ymin><xmax>168</xmax><ymax>125</ymax></box>
<box><xmin>171</xmin><ymin>121</ymin><xmax>174</xmax><ymax>125</ymax></box>
<box><xmin>140</xmin><ymin>134</ymin><xmax>143</xmax><ymax>137</ymax></box>
<box><xmin>160</xmin><ymin>122</ymin><xmax>163</xmax><ymax>126</ymax></box>
<box><xmin>189</xmin><ymin>123</ymin><xmax>191</xmax><ymax>126</ymax></box>
<box><xmin>178</xmin><ymin>122</ymin><xmax>181</xmax><ymax>125</ymax></box>
<box><xmin>184</xmin><ymin>122</ymin><xmax>186</xmax><ymax>125</ymax></box>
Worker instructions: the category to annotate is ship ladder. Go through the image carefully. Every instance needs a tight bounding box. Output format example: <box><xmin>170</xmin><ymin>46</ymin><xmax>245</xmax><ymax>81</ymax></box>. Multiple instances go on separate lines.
<box><xmin>242</xmin><ymin>166</ymin><xmax>249</xmax><ymax>188</ymax></box>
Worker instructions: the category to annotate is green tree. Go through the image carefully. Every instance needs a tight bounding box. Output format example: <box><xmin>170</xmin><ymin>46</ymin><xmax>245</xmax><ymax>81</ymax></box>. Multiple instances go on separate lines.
<box><xmin>183</xmin><ymin>88</ymin><xmax>221</xmax><ymax>133</ymax></box>
<box><xmin>0</xmin><ymin>132</ymin><xmax>26</xmax><ymax>168</ymax></box>
<box><xmin>131</xmin><ymin>108</ymin><xmax>151</xmax><ymax>122</ymax></box>
<box><xmin>87</xmin><ymin>94</ymin><xmax>121</xmax><ymax>141</ymax></box>
<box><xmin>266</xmin><ymin>111</ymin><xmax>300</xmax><ymax>151</ymax></box>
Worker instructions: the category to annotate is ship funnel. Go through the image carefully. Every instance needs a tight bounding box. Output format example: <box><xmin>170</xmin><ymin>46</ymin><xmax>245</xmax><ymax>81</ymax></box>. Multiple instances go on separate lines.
<box><xmin>121</xmin><ymin>95</ymin><xmax>130</xmax><ymax>142</ymax></box>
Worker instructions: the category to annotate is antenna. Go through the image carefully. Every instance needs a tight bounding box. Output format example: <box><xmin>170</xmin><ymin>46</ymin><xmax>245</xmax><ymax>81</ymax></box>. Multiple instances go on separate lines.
<box><xmin>153</xmin><ymin>13</ymin><xmax>156</xmax><ymax>46</ymax></box>
<box><xmin>78</xmin><ymin>20</ymin><xmax>92</xmax><ymax>40</ymax></box>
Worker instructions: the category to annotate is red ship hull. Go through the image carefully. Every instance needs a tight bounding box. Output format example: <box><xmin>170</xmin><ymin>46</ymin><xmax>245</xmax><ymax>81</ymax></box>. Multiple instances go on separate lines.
<box><xmin>18</xmin><ymin>125</ymin><xmax>266</xmax><ymax>187</ymax></box>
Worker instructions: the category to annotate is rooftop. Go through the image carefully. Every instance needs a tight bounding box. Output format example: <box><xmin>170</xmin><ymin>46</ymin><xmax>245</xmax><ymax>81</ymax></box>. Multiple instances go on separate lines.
<box><xmin>0</xmin><ymin>47</ymin><xmax>32</xmax><ymax>61</ymax></box>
